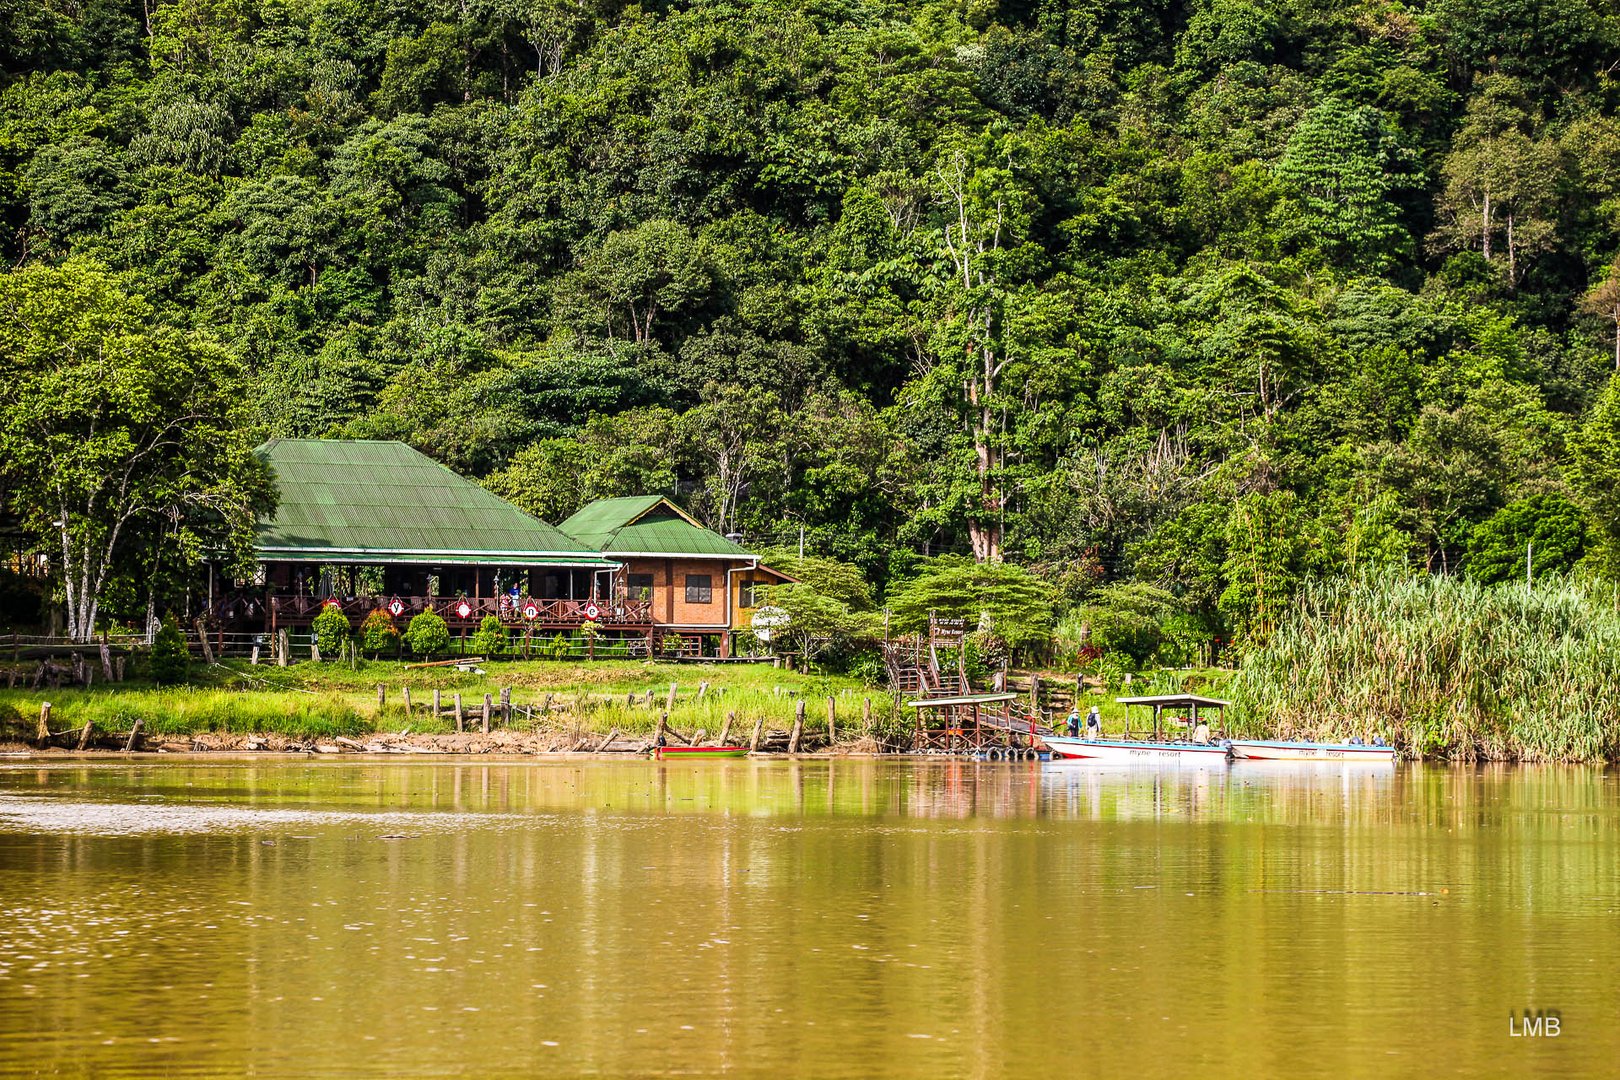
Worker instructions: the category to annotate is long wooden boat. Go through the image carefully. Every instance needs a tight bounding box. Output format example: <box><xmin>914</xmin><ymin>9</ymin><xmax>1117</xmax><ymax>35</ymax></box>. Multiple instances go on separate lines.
<box><xmin>1228</xmin><ymin>739</ymin><xmax>1395</xmax><ymax>763</ymax></box>
<box><xmin>1042</xmin><ymin>735</ymin><xmax>1230</xmax><ymax>764</ymax></box>
<box><xmin>650</xmin><ymin>745</ymin><xmax>750</xmax><ymax>760</ymax></box>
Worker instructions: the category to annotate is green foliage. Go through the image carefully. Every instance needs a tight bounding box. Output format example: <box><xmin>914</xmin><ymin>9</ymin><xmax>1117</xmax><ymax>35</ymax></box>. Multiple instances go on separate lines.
<box><xmin>311</xmin><ymin>606</ymin><xmax>351</xmax><ymax>659</ymax></box>
<box><xmin>469</xmin><ymin>615</ymin><xmax>508</xmax><ymax>657</ymax></box>
<box><xmin>359</xmin><ymin>609</ymin><xmax>400</xmax><ymax>657</ymax></box>
<box><xmin>885</xmin><ymin>557</ymin><xmax>1057</xmax><ymax>656</ymax></box>
<box><xmin>1230</xmin><ymin>575</ymin><xmax>1620</xmax><ymax>761</ymax></box>
<box><xmin>148</xmin><ymin>616</ymin><xmax>189</xmax><ymax>685</ymax></box>
<box><xmin>6</xmin><ymin>0</ymin><xmax>1620</xmax><ymax>657</ymax></box>
<box><xmin>404</xmin><ymin>610</ymin><xmax>450</xmax><ymax>657</ymax></box>
<box><xmin>1465</xmin><ymin>494</ymin><xmax>1589</xmax><ymax>584</ymax></box>
<box><xmin>1077</xmin><ymin>583</ymin><xmax>1183</xmax><ymax>668</ymax></box>
<box><xmin>754</xmin><ymin>581</ymin><xmax>874</xmax><ymax>670</ymax></box>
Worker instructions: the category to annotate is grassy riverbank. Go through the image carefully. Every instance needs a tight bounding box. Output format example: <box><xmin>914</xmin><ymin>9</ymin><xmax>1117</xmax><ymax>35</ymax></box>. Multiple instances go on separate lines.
<box><xmin>0</xmin><ymin>659</ymin><xmax>901</xmax><ymax>747</ymax></box>
<box><xmin>1229</xmin><ymin>575</ymin><xmax>1620</xmax><ymax>761</ymax></box>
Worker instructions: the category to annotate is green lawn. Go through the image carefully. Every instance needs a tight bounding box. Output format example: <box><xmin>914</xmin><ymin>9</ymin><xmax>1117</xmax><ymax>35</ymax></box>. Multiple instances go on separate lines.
<box><xmin>0</xmin><ymin>658</ymin><xmax>895</xmax><ymax>742</ymax></box>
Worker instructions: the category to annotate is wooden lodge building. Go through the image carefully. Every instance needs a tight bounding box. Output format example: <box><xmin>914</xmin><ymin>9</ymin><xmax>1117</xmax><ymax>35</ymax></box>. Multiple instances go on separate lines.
<box><xmin>211</xmin><ymin>439</ymin><xmax>788</xmax><ymax>657</ymax></box>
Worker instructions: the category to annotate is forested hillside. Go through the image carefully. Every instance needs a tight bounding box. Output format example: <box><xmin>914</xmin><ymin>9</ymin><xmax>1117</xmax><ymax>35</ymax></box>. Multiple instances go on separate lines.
<box><xmin>7</xmin><ymin>0</ymin><xmax>1620</xmax><ymax>651</ymax></box>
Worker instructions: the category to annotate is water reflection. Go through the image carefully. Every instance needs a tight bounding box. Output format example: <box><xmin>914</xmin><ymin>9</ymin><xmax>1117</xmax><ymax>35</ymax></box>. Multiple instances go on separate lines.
<box><xmin>0</xmin><ymin>759</ymin><xmax>1614</xmax><ymax>1078</ymax></box>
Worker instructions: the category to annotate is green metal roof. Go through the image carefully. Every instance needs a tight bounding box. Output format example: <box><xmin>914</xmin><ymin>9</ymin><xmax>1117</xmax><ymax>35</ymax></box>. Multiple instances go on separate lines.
<box><xmin>253</xmin><ymin>439</ymin><xmax>611</xmax><ymax>565</ymax></box>
<box><xmin>559</xmin><ymin>496</ymin><xmax>754</xmax><ymax>558</ymax></box>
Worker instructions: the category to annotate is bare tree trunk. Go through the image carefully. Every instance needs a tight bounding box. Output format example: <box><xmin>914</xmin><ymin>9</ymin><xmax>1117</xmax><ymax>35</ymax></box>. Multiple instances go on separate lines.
<box><xmin>1481</xmin><ymin>188</ymin><xmax>1492</xmax><ymax>260</ymax></box>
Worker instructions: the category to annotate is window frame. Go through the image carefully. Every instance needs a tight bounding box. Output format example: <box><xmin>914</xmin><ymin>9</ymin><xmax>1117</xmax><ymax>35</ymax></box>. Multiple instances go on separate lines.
<box><xmin>626</xmin><ymin>573</ymin><xmax>654</xmax><ymax>601</ymax></box>
<box><xmin>684</xmin><ymin>574</ymin><xmax>713</xmax><ymax>604</ymax></box>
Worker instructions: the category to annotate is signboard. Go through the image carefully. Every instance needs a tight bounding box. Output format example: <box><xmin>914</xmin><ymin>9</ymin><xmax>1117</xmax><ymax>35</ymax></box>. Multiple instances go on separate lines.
<box><xmin>929</xmin><ymin>613</ymin><xmax>966</xmax><ymax>645</ymax></box>
<box><xmin>387</xmin><ymin>598</ymin><xmax>404</xmax><ymax>617</ymax></box>
<box><xmin>455</xmin><ymin>601</ymin><xmax>472</xmax><ymax>619</ymax></box>
<box><xmin>523</xmin><ymin>602</ymin><xmax>539</xmax><ymax>620</ymax></box>
<box><xmin>583</xmin><ymin>602</ymin><xmax>601</xmax><ymax>620</ymax></box>
<box><xmin>751</xmin><ymin>605</ymin><xmax>789</xmax><ymax>644</ymax></box>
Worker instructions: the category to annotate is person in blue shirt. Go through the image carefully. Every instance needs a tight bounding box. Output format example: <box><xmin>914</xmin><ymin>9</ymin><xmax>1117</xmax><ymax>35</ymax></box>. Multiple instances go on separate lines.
<box><xmin>1065</xmin><ymin>710</ymin><xmax>1080</xmax><ymax>737</ymax></box>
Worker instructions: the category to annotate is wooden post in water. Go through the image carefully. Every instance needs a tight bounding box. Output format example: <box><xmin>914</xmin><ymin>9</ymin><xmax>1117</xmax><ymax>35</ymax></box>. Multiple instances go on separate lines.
<box><xmin>718</xmin><ymin>711</ymin><xmax>735</xmax><ymax>745</ymax></box>
<box><xmin>123</xmin><ymin>717</ymin><xmax>143</xmax><ymax>753</ymax></box>
<box><xmin>863</xmin><ymin>696</ymin><xmax>873</xmax><ymax>735</ymax></box>
<box><xmin>826</xmin><ymin>697</ymin><xmax>837</xmax><ymax>744</ymax></box>
<box><xmin>76</xmin><ymin>720</ymin><xmax>93</xmax><ymax>751</ymax></box>
<box><xmin>36</xmin><ymin>702</ymin><xmax>50</xmax><ymax>747</ymax></box>
<box><xmin>788</xmin><ymin>699</ymin><xmax>805</xmax><ymax>753</ymax></box>
<box><xmin>749</xmin><ymin>714</ymin><xmax>765</xmax><ymax>752</ymax></box>
<box><xmin>453</xmin><ymin>693</ymin><xmax>464</xmax><ymax>732</ymax></box>
<box><xmin>482</xmin><ymin>694</ymin><xmax>492</xmax><ymax>734</ymax></box>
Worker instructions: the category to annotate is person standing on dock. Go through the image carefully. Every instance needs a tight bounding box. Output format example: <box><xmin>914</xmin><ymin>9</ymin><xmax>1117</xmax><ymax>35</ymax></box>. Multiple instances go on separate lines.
<box><xmin>1085</xmin><ymin>706</ymin><xmax>1101</xmax><ymax>740</ymax></box>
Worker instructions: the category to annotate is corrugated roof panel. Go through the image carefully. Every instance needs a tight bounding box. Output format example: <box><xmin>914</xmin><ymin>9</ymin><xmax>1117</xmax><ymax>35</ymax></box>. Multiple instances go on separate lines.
<box><xmin>254</xmin><ymin>439</ymin><xmax>602</xmax><ymax>562</ymax></box>
<box><xmin>559</xmin><ymin>496</ymin><xmax>754</xmax><ymax>557</ymax></box>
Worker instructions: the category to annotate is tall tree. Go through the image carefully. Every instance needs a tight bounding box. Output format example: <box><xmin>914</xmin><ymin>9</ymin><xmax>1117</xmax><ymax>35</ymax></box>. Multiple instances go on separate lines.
<box><xmin>0</xmin><ymin>261</ymin><xmax>273</xmax><ymax>641</ymax></box>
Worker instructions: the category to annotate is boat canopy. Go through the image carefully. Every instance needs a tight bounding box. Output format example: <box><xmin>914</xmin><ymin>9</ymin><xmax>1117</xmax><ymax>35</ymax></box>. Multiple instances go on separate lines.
<box><xmin>1115</xmin><ymin>693</ymin><xmax>1231</xmax><ymax>709</ymax></box>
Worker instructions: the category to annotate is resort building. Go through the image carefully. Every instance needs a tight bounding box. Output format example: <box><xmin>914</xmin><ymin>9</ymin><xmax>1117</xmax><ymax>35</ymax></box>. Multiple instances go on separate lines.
<box><xmin>559</xmin><ymin>496</ymin><xmax>792</xmax><ymax>658</ymax></box>
<box><xmin>211</xmin><ymin>440</ymin><xmax>787</xmax><ymax>657</ymax></box>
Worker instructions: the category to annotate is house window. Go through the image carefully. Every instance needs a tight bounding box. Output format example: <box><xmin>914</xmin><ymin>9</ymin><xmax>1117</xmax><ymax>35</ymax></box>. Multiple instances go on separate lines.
<box><xmin>685</xmin><ymin>574</ymin><xmax>713</xmax><ymax>604</ymax></box>
<box><xmin>739</xmin><ymin>579</ymin><xmax>767</xmax><ymax>608</ymax></box>
<box><xmin>626</xmin><ymin>573</ymin><xmax>653</xmax><ymax>601</ymax></box>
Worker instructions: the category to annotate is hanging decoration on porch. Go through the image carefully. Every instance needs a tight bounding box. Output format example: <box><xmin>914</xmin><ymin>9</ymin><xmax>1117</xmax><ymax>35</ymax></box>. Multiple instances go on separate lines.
<box><xmin>523</xmin><ymin>601</ymin><xmax>538</xmax><ymax>620</ymax></box>
<box><xmin>387</xmin><ymin>598</ymin><xmax>405</xmax><ymax>617</ymax></box>
<box><xmin>456</xmin><ymin>601</ymin><xmax>472</xmax><ymax>619</ymax></box>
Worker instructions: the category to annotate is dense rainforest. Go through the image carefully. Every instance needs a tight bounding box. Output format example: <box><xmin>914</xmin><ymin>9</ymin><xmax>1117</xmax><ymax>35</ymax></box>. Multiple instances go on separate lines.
<box><xmin>9</xmin><ymin>0</ymin><xmax>1620</xmax><ymax>662</ymax></box>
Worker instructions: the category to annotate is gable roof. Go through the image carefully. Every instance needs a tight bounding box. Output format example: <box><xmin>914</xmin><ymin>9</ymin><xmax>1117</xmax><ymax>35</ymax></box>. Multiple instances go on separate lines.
<box><xmin>559</xmin><ymin>495</ymin><xmax>754</xmax><ymax>558</ymax></box>
<box><xmin>254</xmin><ymin>439</ymin><xmax>610</xmax><ymax>565</ymax></box>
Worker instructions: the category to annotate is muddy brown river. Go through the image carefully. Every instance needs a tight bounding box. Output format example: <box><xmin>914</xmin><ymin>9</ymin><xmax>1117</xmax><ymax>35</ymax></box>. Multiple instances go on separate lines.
<box><xmin>0</xmin><ymin>758</ymin><xmax>1613</xmax><ymax>1076</ymax></box>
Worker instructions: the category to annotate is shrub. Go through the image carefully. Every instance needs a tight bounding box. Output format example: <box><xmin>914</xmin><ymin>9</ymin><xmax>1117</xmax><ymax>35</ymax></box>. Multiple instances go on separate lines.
<box><xmin>469</xmin><ymin>614</ymin><xmax>507</xmax><ymax>657</ymax></box>
<box><xmin>149</xmin><ymin>616</ymin><xmax>189</xmax><ymax>684</ymax></box>
<box><xmin>311</xmin><ymin>605</ymin><xmax>350</xmax><ymax>659</ymax></box>
<box><xmin>359</xmin><ymin>608</ymin><xmax>400</xmax><ymax>656</ymax></box>
<box><xmin>405</xmin><ymin>610</ymin><xmax>450</xmax><ymax>657</ymax></box>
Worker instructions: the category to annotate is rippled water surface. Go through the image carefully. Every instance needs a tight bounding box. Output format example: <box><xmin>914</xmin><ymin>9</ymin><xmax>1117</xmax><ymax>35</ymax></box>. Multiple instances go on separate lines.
<box><xmin>0</xmin><ymin>758</ymin><xmax>1614</xmax><ymax>1077</ymax></box>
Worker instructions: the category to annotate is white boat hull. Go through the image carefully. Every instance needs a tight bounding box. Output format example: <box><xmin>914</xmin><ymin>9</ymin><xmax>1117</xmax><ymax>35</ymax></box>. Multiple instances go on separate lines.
<box><xmin>1228</xmin><ymin>740</ymin><xmax>1395</xmax><ymax>763</ymax></box>
<box><xmin>1043</xmin><ymin>736</ymin><xmax>1230</xmax><ymax>764</ymax></box>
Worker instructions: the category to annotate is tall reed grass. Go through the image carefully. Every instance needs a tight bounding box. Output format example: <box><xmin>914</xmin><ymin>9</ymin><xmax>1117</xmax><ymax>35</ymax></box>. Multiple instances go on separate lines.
<box><xmin>1229</xmin><ymin>574</ymin><xmax>1620</xmax><ymax>761</ymax></box>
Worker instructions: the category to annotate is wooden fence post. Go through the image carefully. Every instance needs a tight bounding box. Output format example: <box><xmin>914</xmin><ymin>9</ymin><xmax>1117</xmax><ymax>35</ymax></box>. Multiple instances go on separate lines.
<box><xmin>98</xmin><ymin>635</ymin><xmax>114</xmax><ymax>683</ymax></box>
<box><xmin>788</xmin><ymin>699</ymin><xmax>805</xmax><ymax>753</ymax></box>
<box><xmin>453</xmin><ymin>693</ymin><xmax>464</xmax><ymax>732</ymax></box>
<box><xmin>402</xmin><ymin>686</ymin><xmax>412</xmax><ymax>718</ymax></box>
<box><xmin>114</xmin><ymin>656</ymin><xmax>126</xmax><ymax>682</ymax></box>
<box><xmin>482</xmin><ymin>693</ymin><xmax>492</xmax><ymax>734</ymax></box>
<box><xmin>377</xmin><ymin>684</ymin><xmax>386</xmax><ymax>712</ymax></box>
<box><xmin>35</xmin><ymin>702</ymin><xmax>50</xmax><ymax>748</ymax></box>
<box><xmin>433</xmin><ymin>689</ymin><xmax>441</xmax><ymax>723</ymax></box>
<box><xmin>123</xmin><ymin>717</ymin><xmax>143</xmax><ymax>753</ymax></box>
<box><xmin>76</xmin><ymin>720</ymin><xmax>93</xmax><ymax>751</ymax></box>
<box><xmin>697</xmin><ymin>681</ymin><xmax>708</xmax><ymax>703</ymax></box>
<box><xmin>826</xmin><ymin>697</ymin><xmax>837</xmax><ymax>744</ymax></box>
<box><xmin>718</xmin><ymin>711</ymin><xmax>735</xmax><ymax>745</ymax></box>
<box><xmin>500</xmin><ymin>687</ymin><xmax>511</xmax><ymax>725</ymax></box>
<box><xmin>749</xmin><ymin>714</ymin><xmax>765</xmax><ymax>752</ymax></box>
<box><xmin>195</xmin><ymin>619</ymin><xmax>215</xmax><ymax>665</ymax></box>
<box><xmin>277</xmin><ymin>628</ymin><xmax>290</xmax><ymax>667</ymax></box>
<box><xmin>665</xmin><ymin>681</ymin><xmax>678</xmax><ymax>713</ymax></box>
<box><xmin>863</xmin><ymin>696</ymin><xmax>873</xmax><ymax>734</ymax></box>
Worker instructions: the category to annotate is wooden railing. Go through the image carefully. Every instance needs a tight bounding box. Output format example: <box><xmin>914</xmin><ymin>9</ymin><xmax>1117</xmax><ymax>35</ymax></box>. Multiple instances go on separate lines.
<box><xmin>259</xmin><ymin>594</ymin><xmax>653</xmax><ymax>626</ymax></box>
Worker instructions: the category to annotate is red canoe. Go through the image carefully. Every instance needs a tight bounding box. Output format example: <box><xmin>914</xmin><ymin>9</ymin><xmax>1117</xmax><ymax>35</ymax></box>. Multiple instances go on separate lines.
<box><xmin>650</xmin><ymin>746</ymin><xmax>751</xmax><ymax>760</ymax></box>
